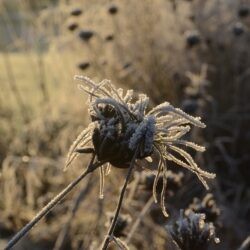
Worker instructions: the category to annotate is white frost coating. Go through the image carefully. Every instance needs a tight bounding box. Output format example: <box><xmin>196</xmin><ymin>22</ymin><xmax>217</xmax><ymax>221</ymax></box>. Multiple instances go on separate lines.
<box><xmin>144</xmin><ymin>116</ymin><xmax>156</xmax><ymax>153</ymax></box>
<box><xmin>66</xmin><ymin>76</ymin><xmax>216</xmax><ymax>217</ymax></box>
<box><xmin>169</xmin><ymin>211</ymin><xmax>220</xmax><ymax>246</ymax></box>
<box><xmin>129</xmin><ymin>116</ymin><xmax>156</xmax><ymax>154</ymax></box>
<box><xmin>149</xmin><ymin>101</ymin><xmax>205</xmax><ymax>128</ymax></box>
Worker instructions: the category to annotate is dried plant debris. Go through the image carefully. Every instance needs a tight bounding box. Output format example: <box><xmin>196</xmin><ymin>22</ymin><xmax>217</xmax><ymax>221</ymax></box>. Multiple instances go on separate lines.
<box><xmin>187</xmin><ymin>193</ymin><xmax>220</xmax><ymax>223</ymax></box>
<box><xmin>66</xmin><ymin>76</ymin><xmax>215</xmax><ymax>217</ymax></box>
<box><xmin>168</xmin><ymin>210</ymin><xmax>220</xmax><ymax>250</ymax></box>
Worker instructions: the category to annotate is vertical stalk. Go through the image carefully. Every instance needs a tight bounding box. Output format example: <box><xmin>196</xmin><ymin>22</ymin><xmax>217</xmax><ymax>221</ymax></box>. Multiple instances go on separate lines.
<box><xmin>2</xmin><ymin>52</ymin><xmax>29</xmax><ymax>123</ymax></box>
<box><xmin>101</xmin><ymin>149</ymin><xmax>138</xmax><ymax>250</ymax></box>
<box><xmin>53</xmin><ymin>175</ymin><xmax>94</xmax><ymax>250</ymax></box>
<box><xmin>37</xmin><ymin>53</ymin><xmax>49</xmax><ymax>104</ymax></box>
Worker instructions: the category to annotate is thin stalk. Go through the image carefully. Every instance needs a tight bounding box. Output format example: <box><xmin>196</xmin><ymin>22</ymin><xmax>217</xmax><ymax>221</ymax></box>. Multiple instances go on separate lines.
<box><xmin>126</xmin><ymin>196</ymin><xmax>154</xmax><ymax>244</ymax></box>
<box><xmin>53</xmin><ymin>174</ymin><xmax>94</xmax><ymax>250</ymax></box>
<box><xmin>101</xmin><ymin>149</ymin><xmax>138</xmax><ymax>250</ymax></box>
<box><xmin>5</xmin><ymin>155</ymin><xmax>102</xmax><ymax>250</ymax></box>
<box><xmin>2</xmin><ymin>52</ymin><xmax>29</xmax><ymax>124</ymax></box>
<box><xmin>37</xmin><ymin>54</ymin><xmax>50</xmax><ymax>104</ymax></box>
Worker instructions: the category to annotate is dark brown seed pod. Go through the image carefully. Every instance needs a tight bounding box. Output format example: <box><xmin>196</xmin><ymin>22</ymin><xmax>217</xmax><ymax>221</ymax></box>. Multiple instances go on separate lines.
<box><xmin>77</xmin><ymin>62</ymin><xmax>90</xmax><ymax>70</ymax></box>
<box><xmin>90</xmin><ymin>102</ymin><xmax>154</xmax><ymax>168</ymax></box>
<box><xmin>108</xmin><ymin>4</ymin><xmax>118</xmax><ymax>15</ymax></box>
<box><xmin>78</xmin><ymin>30</ymin><xmax>94</xmax><ymax>42</ymax></box>
<box><xmin>92</xmin><ymin>123</ymin><xmax>133</xmax><ymax>168</ymax></box>
<box><xmin>70</xmin><ymin>8</ymin><xmax>82</xmax><ymax>16</ymax></box>
<box><xmin>185</xmin><ymin>30</ymin><xmax>201</xmax><ymax>48</ymax></box>
<box><xmin>238</xmin><ymin>6</ymin><xmax>249</xmax><ymax>18</ymax></box>
<box><xmin>105</xmin><ymin>34</ymin><xmax>114</xmax><ymax>41</ymax></box>
<box><xmin>67</xmin><ymin>22</ymin><xmax>78</xmax><ymax>31</ymax></box>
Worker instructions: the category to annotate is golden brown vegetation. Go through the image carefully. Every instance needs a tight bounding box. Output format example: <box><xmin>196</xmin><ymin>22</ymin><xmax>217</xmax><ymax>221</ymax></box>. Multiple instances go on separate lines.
<box><xmin>0</xmin><ymin>0</ymin><xmax>249</xmax><ymax>249</ymax></box>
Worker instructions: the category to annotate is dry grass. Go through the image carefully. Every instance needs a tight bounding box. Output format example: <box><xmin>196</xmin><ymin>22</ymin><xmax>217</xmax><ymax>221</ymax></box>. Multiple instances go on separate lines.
<box><xmin>0</xmin><ymin>0</ymin><xmax>249</xmax><ymax>249</ymax></box>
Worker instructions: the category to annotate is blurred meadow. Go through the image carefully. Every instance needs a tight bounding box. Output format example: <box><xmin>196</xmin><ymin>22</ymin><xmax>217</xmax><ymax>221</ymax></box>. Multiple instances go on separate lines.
<box><xmin>0</xmin><ymin>0</ymin><xmax>250</xmax><ymax>249</ymax></box>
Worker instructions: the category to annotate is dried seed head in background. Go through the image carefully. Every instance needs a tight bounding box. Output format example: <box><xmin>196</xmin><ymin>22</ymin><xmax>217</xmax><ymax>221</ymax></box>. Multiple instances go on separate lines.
<box><xmin>168</xmin><ymin>210</ymin><xmax>220</xmax><ymax>250</ymax></box>
<box><xmin>187</xmin><ymin>193</ymin><xmax>221</xmax><ymax>223</ymax></box>
<box><xmin>65</xmin><ymin>76</ymin><xmax>215</xmax><ymax>216</ymax></box>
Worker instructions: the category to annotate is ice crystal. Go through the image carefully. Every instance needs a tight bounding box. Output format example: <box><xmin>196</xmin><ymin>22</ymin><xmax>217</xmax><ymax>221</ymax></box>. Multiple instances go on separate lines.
<box><xmin>168</xmin><ymin>210</ymin><xmax>220</xmax><ymax>250</ymax></box>
<box><xmin>66</xmin><ymin>76</ymin><xmax>215</xmax><ymax>216</ymax></box>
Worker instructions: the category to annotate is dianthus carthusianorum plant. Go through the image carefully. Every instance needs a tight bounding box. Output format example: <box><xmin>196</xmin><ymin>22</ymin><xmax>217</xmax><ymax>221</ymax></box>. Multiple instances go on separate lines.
<box><xmin>5</xmin><ymin>76</ymin><xmax>215</xmax><ymax>250</ymax></box>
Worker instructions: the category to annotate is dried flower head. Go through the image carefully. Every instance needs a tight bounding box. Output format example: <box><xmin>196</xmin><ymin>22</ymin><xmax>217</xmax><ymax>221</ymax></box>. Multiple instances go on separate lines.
<box><xmin>188</xmin><ymin>193</ymin><xmax>220</xmax><ymax>223</ymax></box>
<box><xmin>108</xmin><ymin>4</ymin><xmax>118</xmax><ymax>15</ymax></box>
<box><xmin>78</xmin><ymin>30</ymin><xmax>94</xmax><ymax>42</ymax></box>
<box><xmin>185</xmin><ymin>30</ymin><xmax>201</xmax><ymax>48</ymax></box>
<box><xmin>65</xmin><ymin>76</ymin><xmax>215</xmax><ymax>216</ymax></box>
<box><xmin>70</xmin><ymin>8</ymin><xmax>82</xmax><ymax>16</ymax></box>
<box><xmin>238</xmin><ymin>6</ymin><xmax>249</xmax><ymax>18</ymax></box>
<box><xmin>168</xmin><ymin>210</ymin><xmax>220</xmax><ymax>250</ymax></box>
<box><xmin>77</xmin><ymin>61</ymin><xmax>90</xmax><ymax>71</ymax></box>
<box><xmin>105</xmin><ymin>34</ymin><xmax>114</xmax><ymax>42</ymax></box>
<box><xmin>67</xmin><ymin>22</ymin><xmax>78</xmax><ymax>31</ymax></box>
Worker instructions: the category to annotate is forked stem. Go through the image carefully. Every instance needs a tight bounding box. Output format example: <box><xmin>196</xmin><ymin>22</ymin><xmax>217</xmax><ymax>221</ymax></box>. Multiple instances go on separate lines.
<box><xmin>5</xmin><ymin>155</ymin><xmax>102</xmax><ymax>250</ymax></box>
<box><xmin>101</xmin><ymin>149</ymin><xmax>138</xmax><ymax>250</ymax></box>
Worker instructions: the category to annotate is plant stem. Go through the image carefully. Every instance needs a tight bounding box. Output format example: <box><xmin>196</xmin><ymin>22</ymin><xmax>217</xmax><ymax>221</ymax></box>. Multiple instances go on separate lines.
<box><xmin>53</xmin><ymin>174</ymin><xmax>94</xmax><ymax>250</ymax></box>
<box><xmin>37</xmin><ymin>54</ymin><xmax>49</xmax><ymax>104</ymax></box>
<box><xmin>2</xmin><ymin>52</ymin><xmax>29</xmax><ymax>124</ymax></box>
<box><xmin>126</xmin><ymin>196</ymin><xmax>154</xmax><ymax>244</ymax></box>
<box><xmin>5</xmin><ymin>156</ymin><xmax>102</xmax><ymax>250</ymax></box>
<box><xmin>101</xmin><ymin>149</ymin><xmax>138</xmax><ymax>250</ymax></box>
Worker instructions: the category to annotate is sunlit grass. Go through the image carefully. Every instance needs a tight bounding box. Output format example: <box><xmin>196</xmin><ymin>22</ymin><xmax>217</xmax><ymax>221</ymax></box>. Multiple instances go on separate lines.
<box><xmin>0</xmin><ymin>50</ymin><xmax>85</xmax><ymax>122</ymax></box>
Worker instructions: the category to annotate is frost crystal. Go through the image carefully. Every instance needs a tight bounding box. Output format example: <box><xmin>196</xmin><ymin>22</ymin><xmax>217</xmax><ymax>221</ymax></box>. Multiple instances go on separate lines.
<box><xmin>66</xmin><ymin>76</ymin><xmax>216</xmax><ymax>216</ymax></box>
<box><xmin>168</xmin><ymin>210</ymin><xmax>220</xmax><ymax>250</ymax></box>
<box><xmin>129</xmin><ymin>115</ymin><xmax>155</xmax><ymax>154</ymax></box>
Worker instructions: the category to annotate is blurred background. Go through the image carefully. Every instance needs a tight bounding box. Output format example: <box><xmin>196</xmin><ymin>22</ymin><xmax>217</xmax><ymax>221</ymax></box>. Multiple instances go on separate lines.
<box><xmin>0</xmin><ymin>0</ymin><xmax>249</xmax><ymax>249</ymax></box>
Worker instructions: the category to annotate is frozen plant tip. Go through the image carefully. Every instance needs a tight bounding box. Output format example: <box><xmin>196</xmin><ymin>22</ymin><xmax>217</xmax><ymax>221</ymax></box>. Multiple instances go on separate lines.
<box><xmin>66</xmin><ymin>76</ymin><xmax>215</xmax><ymax>216</ymax></box>
<box><xmin>168</xmin><ymin>210</ymin><xmax>220</xmax><ymax>250</ymax></box>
